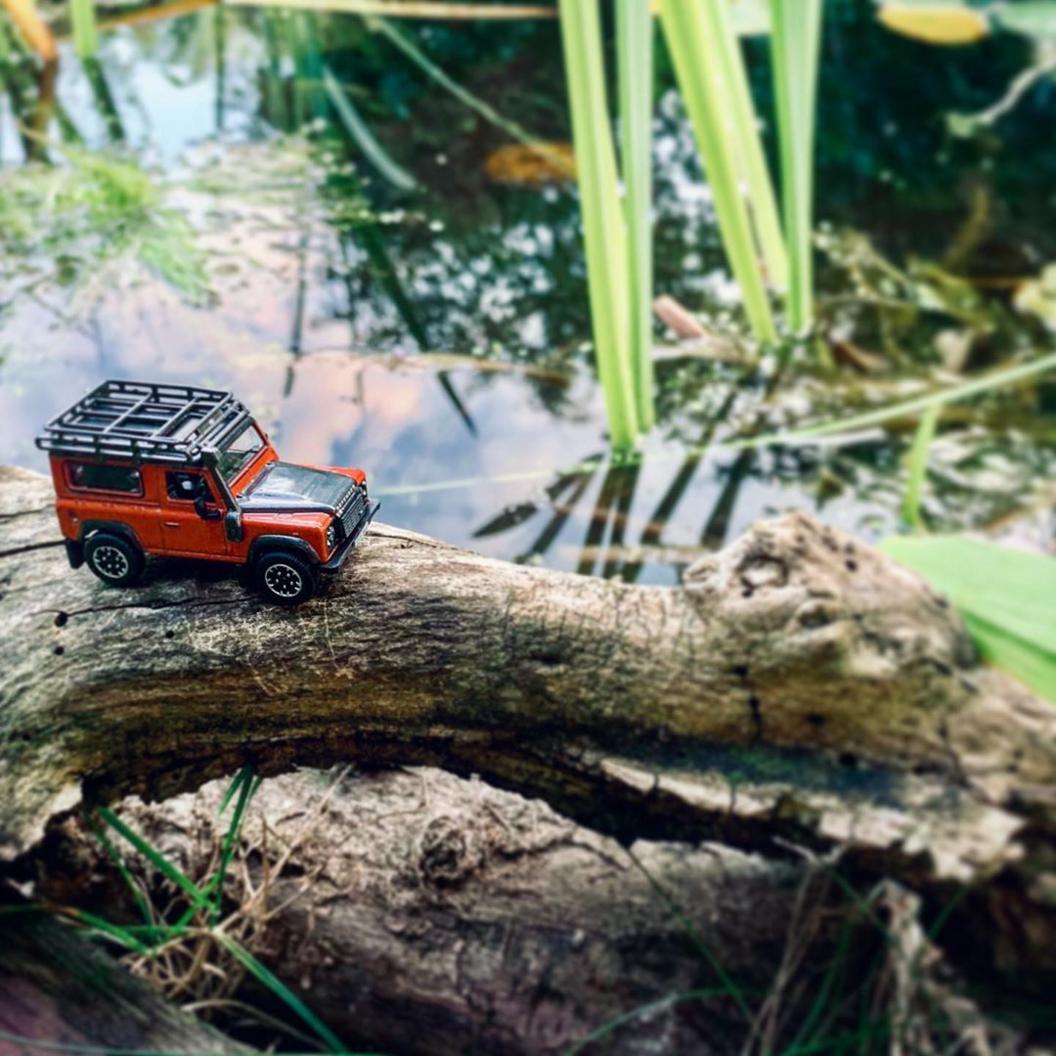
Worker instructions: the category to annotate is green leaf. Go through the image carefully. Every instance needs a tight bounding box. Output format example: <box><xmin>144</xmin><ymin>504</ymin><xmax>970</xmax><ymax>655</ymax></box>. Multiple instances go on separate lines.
<box><xmin>879</xmin><ymin>535</ymin><xmax>1056</xmax><ymax>702</ymax></box>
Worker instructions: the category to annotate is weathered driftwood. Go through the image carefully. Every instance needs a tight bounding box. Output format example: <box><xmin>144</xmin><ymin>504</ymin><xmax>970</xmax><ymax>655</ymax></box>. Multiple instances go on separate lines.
<box><xmin>2</xmin><ymin>463</ymin><xmax>1055</xmax><ymax>987</ymax></box>
<box><xmin>35</xmin><ymin>768</ymin><xmax>812</xmax><ymax>1055</ymax></box>
<box><xmin>0</xmin><ymin>894</ymin><xmax>252</xmax><ymax>1054</ymax></box>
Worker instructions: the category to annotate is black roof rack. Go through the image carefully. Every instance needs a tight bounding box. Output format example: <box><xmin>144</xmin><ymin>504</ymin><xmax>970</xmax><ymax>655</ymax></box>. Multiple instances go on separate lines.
<box><xmin>34</xmin><ymin>380</ymin><xmax>253</xmax><ymax>466</ymax></box>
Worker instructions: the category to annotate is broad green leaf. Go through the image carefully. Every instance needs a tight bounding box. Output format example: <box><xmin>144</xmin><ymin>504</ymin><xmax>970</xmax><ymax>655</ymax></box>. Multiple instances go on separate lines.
<box><xmin>879</xmin><ymin>535</ymin><xmax>1056</xmax><ymax>702</ymax></box>
<box><xmin>877</xmin><ymin>3</ymin><xmax>990</xmax><ymax>45</ymax></box>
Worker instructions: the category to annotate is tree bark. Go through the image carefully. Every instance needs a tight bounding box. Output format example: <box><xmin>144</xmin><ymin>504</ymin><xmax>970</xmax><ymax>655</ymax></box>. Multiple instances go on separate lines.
<box><xmin>2</xmin><ymin>464</ymin><xmax>1055</xmax><ymax>990</ymax></box>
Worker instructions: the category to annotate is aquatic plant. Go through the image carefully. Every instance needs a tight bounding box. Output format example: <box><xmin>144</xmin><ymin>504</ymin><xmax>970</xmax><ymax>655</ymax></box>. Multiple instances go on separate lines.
<box><xmin>0</xmin><ymin>146</ymin><xmax>208</xmax><ymax>303</ymax></box>
<box><xmin>616</xmin><ymin>0</ymin><xmax>655</xmax><ymax>431</ymax></box>
<box><xmin>659</xmin><ymin>0</ymin><xmax>781</xmax><ymax>344</ymax></box>
<box><xmin>70</xmin><ymin>0</ymin><xmax>98</xmax><ymax>58</ymax></box>
<box><xmin>556</xmin><ymin>0</ymin><xmax>640</xmax><ymax>448</ymax></box>
<box><xmin>769</xmin><ymin>0</ymin><xmax>823</xmax><ymax>335</ymax></box>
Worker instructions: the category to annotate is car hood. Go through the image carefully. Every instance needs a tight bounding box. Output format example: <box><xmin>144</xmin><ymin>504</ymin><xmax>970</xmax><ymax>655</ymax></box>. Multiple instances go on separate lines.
<box><xmin>239</xmin><ymin>462</ymin><xmax>353</xmax><ymax>512</ymax></box>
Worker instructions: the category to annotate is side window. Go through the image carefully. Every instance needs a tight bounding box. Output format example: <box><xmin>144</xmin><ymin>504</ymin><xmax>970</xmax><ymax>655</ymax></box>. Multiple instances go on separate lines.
<box><xmin>166</xmin><ymin>472</ymin><xmax>206</xmax><ymax>502</ymax></box>
<box><xmin>68</xmin><ymin>462</ymin><xmax>142</xmax><ymax>495</ymax></box>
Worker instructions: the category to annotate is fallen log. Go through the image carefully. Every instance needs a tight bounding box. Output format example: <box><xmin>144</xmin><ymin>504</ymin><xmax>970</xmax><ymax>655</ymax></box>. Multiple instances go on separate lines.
<box><xmin>29</xmin><ymin>769</ymin><xmax>1032</xmax><ymax>1055</ymax></box>
<box><xmin>33</xmin><ymin>768</ymin><xmax>814</xmax><ymax>1055</ymax></box>
<box><xmin>2</xmin><ymin>463</ymin><xmax>1055</xmax><ymax>991</ymax></box>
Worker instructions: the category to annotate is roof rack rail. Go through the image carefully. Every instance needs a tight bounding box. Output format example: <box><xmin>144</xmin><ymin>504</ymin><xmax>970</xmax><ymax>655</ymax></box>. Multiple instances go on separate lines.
<box><xmin>34</xmin><ymin>379</ymin><xmax>253</xmax><ymax>465</ymax></box>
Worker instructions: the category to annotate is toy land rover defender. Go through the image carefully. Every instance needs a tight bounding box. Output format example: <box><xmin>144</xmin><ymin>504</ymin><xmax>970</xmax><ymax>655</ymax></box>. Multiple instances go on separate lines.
<box><xmin>35</xmin><ymin>380</ymin><xmax>379</xmax><ymax>606</ymax></box>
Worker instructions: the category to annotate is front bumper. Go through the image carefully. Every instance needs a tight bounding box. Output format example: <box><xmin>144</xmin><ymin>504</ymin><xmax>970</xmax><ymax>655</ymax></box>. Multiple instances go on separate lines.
<box><xmin>320</xmin><ymin>500</ymin><xmax>381</xmax><ymax>572</ymax></box>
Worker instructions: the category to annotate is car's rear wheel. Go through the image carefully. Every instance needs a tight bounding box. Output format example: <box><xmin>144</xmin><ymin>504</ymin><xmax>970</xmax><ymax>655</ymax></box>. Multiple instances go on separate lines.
<box><xmin>256</xmin><ymin>551</ymin><xmax>315</xmax><ymax>606</ymax></box>
<box><xmin>84</xmin><ymin>532</ymin><xmax>145</xmax><ymax>588</ymax></box>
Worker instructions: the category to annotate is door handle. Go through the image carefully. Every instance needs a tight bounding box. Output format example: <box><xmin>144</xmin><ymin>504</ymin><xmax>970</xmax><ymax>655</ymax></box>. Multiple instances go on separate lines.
<box><xmin>163</xmin><ymin>521</ymin><xmax>180</xmax><ymax>528</ymax></box>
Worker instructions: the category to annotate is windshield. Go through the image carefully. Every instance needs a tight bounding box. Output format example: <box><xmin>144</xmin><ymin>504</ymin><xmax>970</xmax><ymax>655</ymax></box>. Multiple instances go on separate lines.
<box><xmin>217</xmin><ymin>423</ymin><xmax>265</xmax><ymax>482</ymax></box>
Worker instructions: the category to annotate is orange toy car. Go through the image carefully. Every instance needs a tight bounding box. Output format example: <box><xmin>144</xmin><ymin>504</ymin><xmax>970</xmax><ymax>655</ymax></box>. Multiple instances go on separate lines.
<box><xmin>36</xmin><ymin>380</ymin><xmax>379</xmax><ymax>605</ymax></box>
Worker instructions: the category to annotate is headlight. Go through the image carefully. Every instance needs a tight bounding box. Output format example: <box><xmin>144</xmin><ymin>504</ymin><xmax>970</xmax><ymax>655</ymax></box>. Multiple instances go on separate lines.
<box><xmin>326</xmin><ymin>523</ymin><xmax>337</xmax><ymax>551</ymax></box>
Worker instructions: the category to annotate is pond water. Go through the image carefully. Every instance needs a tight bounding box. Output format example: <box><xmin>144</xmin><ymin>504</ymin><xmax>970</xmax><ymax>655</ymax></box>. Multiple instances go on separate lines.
<box><xmin>1</xmin><ymin>2</ymin><xmax>1053</xmax><ymax>584</ymax></box>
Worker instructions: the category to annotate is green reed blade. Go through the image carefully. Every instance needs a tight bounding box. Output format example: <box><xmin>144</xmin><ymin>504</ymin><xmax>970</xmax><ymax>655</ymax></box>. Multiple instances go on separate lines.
<box><xmin>70</xmin><ymin>0</ymin><xmax>98</xmax><ymax>58</ymax></box>
<box><xmin>558</xmin><ymin>0</ymin><xmax>639</xmax><ymax>448</ymax></box>
<box><xmin>902</xmin><ymin>403</ymin><xmax>939</xmax><ymax>530</ymax></box>
<box><xmin>712</xmin><ymin>0</ymin><xmax>788</xmax><ymax>293</ymax></box>
<box><xmin>616</xmin><ymin>0</ymin><xmax>656</xmax><ymax>431</ymax></box>
<box><xmin>558</xmin><ymin>0</ymin><xmax>639</xmax><ymax>445</ymax></box>
<box><xmin>769</xmin><ymin>0</ymin><xmax>823</xmax><ymax>334</ymax></box>
<box><xmin>659</xmin><ymin>0</ymin><xmax>777</xmax><ymax>343</ymax></box>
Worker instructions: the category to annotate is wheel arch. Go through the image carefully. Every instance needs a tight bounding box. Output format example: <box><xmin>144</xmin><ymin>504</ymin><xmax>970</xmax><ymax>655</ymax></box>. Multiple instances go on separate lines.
<box><xmin>80</xmin><ymin>521</ymin><xmax>145</xmax><ymax>553</ymax></box>
<box><xmin>247</xmin><ymin>534</ymin><xmax>321</xmax><ymax>568</ymax></box>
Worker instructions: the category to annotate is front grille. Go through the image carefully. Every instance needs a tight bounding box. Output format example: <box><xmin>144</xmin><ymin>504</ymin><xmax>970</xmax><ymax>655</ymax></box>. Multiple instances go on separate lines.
<box><xmin>335</xmin><ymin>484</ymin><xmax>368</xmax><ymax>541</ymax></box>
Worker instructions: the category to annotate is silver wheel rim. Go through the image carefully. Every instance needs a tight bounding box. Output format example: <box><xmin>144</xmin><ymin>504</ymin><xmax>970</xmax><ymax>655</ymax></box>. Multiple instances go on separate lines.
<box><xmin>264</xmin><ymin>562</ymin><xmax>303</xmax><ymax>599</ymax></box>
<box><xmin>92</xmin><ymin>544</ymin><xmax>130</xmax><ymax>580</ymax></box>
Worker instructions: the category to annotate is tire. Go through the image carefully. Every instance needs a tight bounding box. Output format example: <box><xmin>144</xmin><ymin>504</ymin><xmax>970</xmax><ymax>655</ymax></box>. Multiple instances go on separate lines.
<box><xmin>84</xmin><ymin>532</ymin><xmax>145</xmax><ymax>588</ymax></box>
<box><xmin>255</xmin><ymin>551</ymin><xmax>315</xmax><ymax>606</ymax></box>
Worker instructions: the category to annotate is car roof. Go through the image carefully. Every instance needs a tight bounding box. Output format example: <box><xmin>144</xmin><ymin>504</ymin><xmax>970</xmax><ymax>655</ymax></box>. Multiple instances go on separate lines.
<box><xmin>35</xmin><ymin>379</ymin><xmax>252</xmax><ymax>466</ymax></box>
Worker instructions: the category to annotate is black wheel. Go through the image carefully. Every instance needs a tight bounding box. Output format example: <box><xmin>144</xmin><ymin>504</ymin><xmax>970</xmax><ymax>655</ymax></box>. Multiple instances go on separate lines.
<box><xmin>84</xmin><ymin>532</ymin><xmax>145</xmax><ymax>588</ymax></box>
<box><xmin>255</xmin><ymin>551</ymin><xmax>315</xmax><ymax>606</ymax></box>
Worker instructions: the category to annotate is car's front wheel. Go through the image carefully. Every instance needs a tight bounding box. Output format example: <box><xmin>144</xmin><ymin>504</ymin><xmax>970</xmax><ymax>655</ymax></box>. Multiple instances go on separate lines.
<box><xmin>255</xmin><ymin>551</ymin><xmax>315</xmax><ymax>606</ymax></box>
<box><xmin>84</xmin><ymin>532</ymin><xmax>145</xmax><ymax>588</ymax></box>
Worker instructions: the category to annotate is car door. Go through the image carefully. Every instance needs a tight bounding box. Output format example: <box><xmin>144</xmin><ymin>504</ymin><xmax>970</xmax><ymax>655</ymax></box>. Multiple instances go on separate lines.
<box><xmin>160</xmin><ymin>471</ymin><xmax>230</xmax><ymax>558</ymax></box>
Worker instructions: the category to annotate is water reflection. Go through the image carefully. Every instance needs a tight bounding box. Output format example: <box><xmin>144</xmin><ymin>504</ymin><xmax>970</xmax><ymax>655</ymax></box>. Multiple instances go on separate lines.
<box><xmin>1</xmin><ymin>9</ymin><xmax>1052</xmax><ymax>586</ymax></box>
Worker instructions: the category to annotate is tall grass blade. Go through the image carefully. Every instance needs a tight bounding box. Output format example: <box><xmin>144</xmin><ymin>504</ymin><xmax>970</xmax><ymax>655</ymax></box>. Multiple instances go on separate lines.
<box><xmin>769</xmin><ymin>0</ymin><xmax>823</xmax><ymax>333</ymax></box>
<box><xmin>659</xmin><ymin>0</ymin><xmax>777</xmax><ymax>343</ymax></box>
<box><xmin>557</xmin><ymin>0</ymin><xmax>638</xmax><ymax>448</ymax></box>
<box><xmin>70</xmin><ymin>0</ymin><xmax>98</xmax><ymax>58</ymax></box>
<box><xmin>98</xmin><ymin>805</ymin><xmax>212</xmax><ymax>911</ymax></box>
<box><xmin>902</xmin><ymin>403</ymin><xmax>938</xmax><ymax>530</ymax></box>
<box><xmin>616</xmin><ymin>0</ymin><xmax>655</xmax><ymax>430</ymax></box>
<box><xmin>713</xmin><ymin>0</ymin><xmax>787</xmax><ymax>292</ymax></box>
<box><xmin>216</xmin><ymin>932</ymin><xmax>350</xmax><ymax>1053</ymax></box>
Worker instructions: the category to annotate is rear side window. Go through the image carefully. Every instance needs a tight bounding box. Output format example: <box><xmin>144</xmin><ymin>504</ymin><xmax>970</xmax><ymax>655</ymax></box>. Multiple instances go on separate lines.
<box><xmin>67</xmin><ymin>462</ymin><xmax>143</xmax><ymax>496</ymax></box>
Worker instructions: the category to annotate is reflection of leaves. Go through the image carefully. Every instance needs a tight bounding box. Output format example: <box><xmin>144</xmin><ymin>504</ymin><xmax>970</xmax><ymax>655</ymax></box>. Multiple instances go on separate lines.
<box><xmin>483</xmin><ymin>142</ymin><xmax>575</xmax><ymax>186</ymax></box>
<box><xmin>473</xmin><ymin>500</ymin><xmax>545</xmax><ymax>538</ymax></box>
<box><xmin>876</xmin><ymin>3</ymin><xmax>990</xmax><ymax>46</ymax></box>
<box><xmin>816</xmin><ymin>227</ymin><xmax>1010</xmax><ymax>363</ymax></box>
<box><xmin>0</xmin><ymin>146</ymin><xmax>208</xmax><ymax>303</ymax></box>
